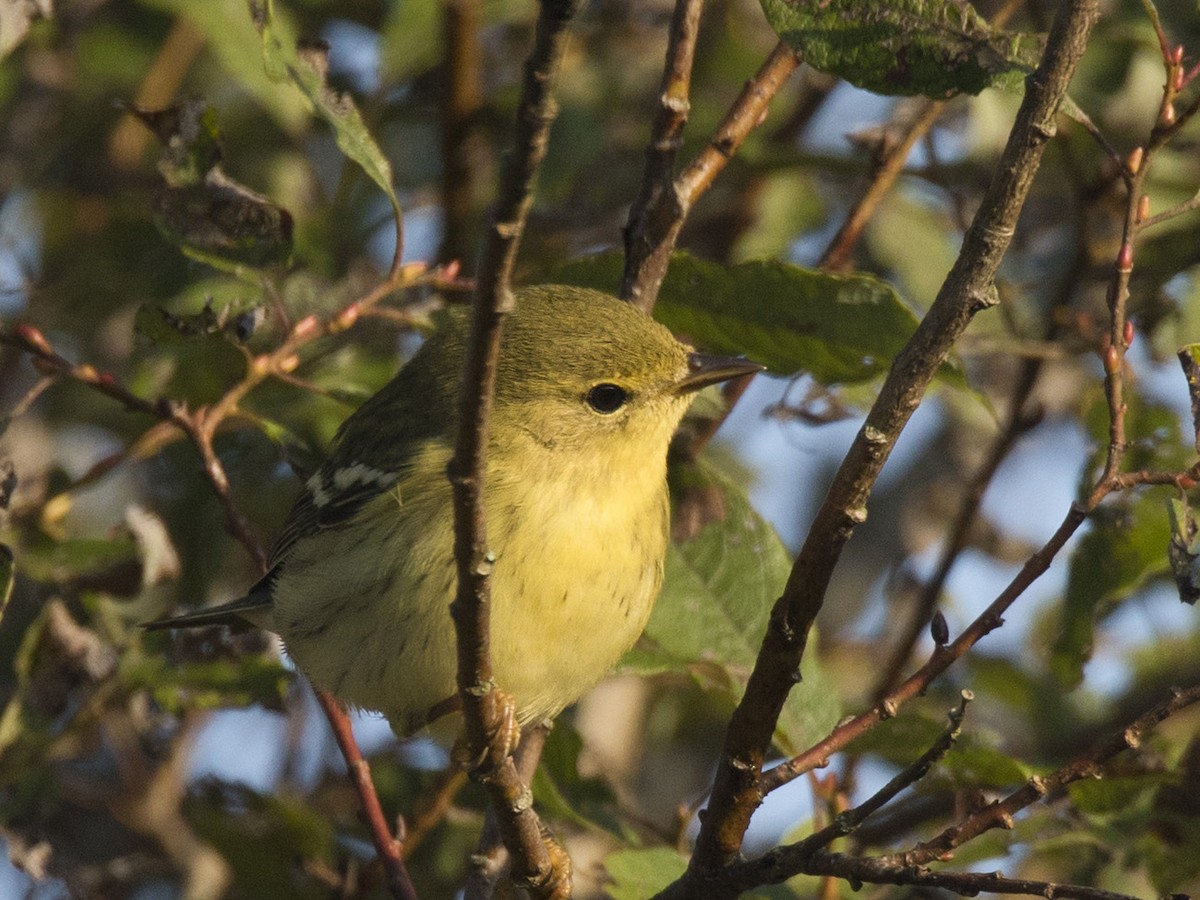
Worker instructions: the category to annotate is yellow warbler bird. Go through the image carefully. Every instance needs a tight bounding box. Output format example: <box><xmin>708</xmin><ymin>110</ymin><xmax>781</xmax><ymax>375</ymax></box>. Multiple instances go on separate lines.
<box><xmin>149</xmin><ymin>285</ymin><xmax>761</xmax><ymax>736</ymax></box>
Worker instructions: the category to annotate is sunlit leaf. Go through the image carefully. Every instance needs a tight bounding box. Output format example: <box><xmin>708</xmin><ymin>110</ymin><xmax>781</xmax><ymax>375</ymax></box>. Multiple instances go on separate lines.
<box><xmin>250</xmin><ymin>0</ymin><xmax>402</xmax><ymax>228</ymax></box>
<box><xmin>758</xmin><ymin>0</ymin><xmax>1043</xmax><ymax>98</ymax></box>
<box><xmin>137</xmin><ymin>0</ymin><xmax>309</xmax><ymax>132</ymax></box>
<box><xmin>1051</xmin><ymin>497</ymin><xmax>1172</xmax><ymax>688</ymax></box>
<box><xmin>626</xmin><ymin>458</ymin><xmax>840</xmax><ymax>755</ymax></box>
<box><xmin>548</xmin><ymin>251</ymin><xmax>925</xmax><ymax>385</ymax></box>
<box><xmin>604</xmin><ymin>847</ymin><xmax>688</xmax><ymax>900</ymax></box>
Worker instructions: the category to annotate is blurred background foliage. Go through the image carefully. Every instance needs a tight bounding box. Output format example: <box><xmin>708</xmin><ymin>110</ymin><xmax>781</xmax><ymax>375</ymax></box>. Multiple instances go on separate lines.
<box><xmin>0</xmin><ymin>0</ymin><xmax>1198</xmax><ymax>897</ymax></box>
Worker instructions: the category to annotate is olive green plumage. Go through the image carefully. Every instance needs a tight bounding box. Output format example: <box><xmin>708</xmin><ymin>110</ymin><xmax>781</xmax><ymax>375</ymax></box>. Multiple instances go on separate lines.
<box><xmin>149</xmin><ymin>286</ymin><xmax>759</xmax><ymax>736</ymax></box>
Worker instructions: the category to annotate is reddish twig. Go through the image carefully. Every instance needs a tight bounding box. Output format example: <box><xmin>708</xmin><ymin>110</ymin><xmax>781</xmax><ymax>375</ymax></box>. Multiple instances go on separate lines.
<box><xmin>315</xmin><ymin>689</ymin><xmax>418</xmax><ymax>900</ymax></box>
<box><xmin>447</xmin><ymin>0</ymin><xmax>578</xmax><ymax>896</ymax></box>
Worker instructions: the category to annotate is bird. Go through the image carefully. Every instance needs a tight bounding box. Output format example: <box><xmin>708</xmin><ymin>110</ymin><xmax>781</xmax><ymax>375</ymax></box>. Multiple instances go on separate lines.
<box><xmin>147</xmin><ymin>285</ymin><xmax>762</xmax><ymax>737</ymax></box>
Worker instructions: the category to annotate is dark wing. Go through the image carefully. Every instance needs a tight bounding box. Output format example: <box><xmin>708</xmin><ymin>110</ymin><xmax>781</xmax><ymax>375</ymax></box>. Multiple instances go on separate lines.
<box><xmin>142</xmin><ymin>586</ymin><xmax>273</xmax><ymax>631</ymax></box>
<box><xmin>143</xmin><ymin>314</ymin><xmax>462</xmax><ymax>632</ymax></box>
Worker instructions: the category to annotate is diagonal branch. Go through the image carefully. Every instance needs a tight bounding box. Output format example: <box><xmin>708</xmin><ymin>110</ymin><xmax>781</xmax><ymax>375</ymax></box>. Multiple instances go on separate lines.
<box><xmin>886</xmin><ymin>683</ymin><xmax>1200</xmax><ymax>868</ymax></box>
<box><xmin>446</xmin><ymin>0</ymin><xmax>579</xmax><ymax>895</ymax></box>
<box><xmin>621</xmin><ymin>40</ymin><xmax>803</xmax><ymax>312</ymax></box>
<box><xmin>674</xmin><ymin>0</ymin><xmax>1101</xmax><ymax>888</ymax></box>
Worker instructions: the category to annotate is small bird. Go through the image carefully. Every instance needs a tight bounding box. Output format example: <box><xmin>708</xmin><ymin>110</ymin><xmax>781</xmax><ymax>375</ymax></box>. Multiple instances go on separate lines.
<box><xmin>148</xmin><ymin>285</ymin><xmax>761</xmax><ymax>736</ymax></box>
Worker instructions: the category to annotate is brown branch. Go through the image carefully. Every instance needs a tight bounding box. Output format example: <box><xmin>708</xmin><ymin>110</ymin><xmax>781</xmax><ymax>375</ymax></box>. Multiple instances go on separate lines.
<box><xmin>668</xmin><ymin>3</ymin><xmax>1101</xmax><ymax>890</ymax></box>
<box><xmin>887</xmin><ymin>683</ymin><xmax>1200</xmax><ymax>867</ymax></box>
<box><xmin>621</xmin><ymin>41</ymin><xmax>802</xmax><ymax>312</ymax></box>
<box><xmin>704</xmin><ymin>686</ymin><xmax>1199</xmax><ymax>898</ymax></box>
<box><xmin>440</xmin><ymin>0</ymin><xmax>484</xmax><ymax>265</ymax></box>
<box><xmin>463</xmin><ymin>722</ymin><xmax>554</xmax><ymax>899</ymax></box>
<box><xmin>819</xmin><ymin>100</ymin><xmax>946</xmax><ymax>273</ymax></box>
<box><xmin>761</xmin><ymin>502</ymin><xmax>1089</xmax><ymax>794</ymax></box>
<box><xmin>788</xmin><ymin>691</ymin><xmax>971</xmax><ymax>856</ymax></box>
<box><xmin>799</xmin><ymin>854</ymin><xmax>1143</xmax><ymax>900</ymax></box>
<box><xmin>619</xmin><ymin>0</ymin><xmax>705</xmax><ymax>307</ymax></box>
<box><xmin>446</xmin><ymin>1</ymin><xmax>578</xmax><ymax>896</ymax></box>
<box><xmin>315</xmin><ymin>690</ymin><xmax>418</xmax><ymax>900</ymax></box>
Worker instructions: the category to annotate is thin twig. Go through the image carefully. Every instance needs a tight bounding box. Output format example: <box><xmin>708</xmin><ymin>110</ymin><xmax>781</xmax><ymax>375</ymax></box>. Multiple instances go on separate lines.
<box><xmin>622</xmin><ymin>41</ymin><xmax>802</xmax><ymax>312</ymax></box>
<box><xmin>620</xmin><ymin>0</ymin><xmax>705</xmax><ymax>307</ymax></box>
<box><xmin>817</xmin><ymin>0</ymin><xmax>1026</xmax><ymax>272</ymax></box>
<box><xmin>801</xmin><ymin>854</ymin><xmax>1143</xmax><ymax>900</ymax></box>
<box><xmin>668</xmin><ymin>4</ymin><xmax>1101</xmax><ymax>890</ymax></box>
<box><xmin>819</xmin><ymin>100</ymin><xmax>945</xmax><ymax>272</ymax></box>
<box><xmin>887</xmin><ymin>683</ymin><xmax>1200</xmax><ymax>867</ymax></box>
<box><xmin>315</xmin><ymin>690</ymin><xmax>418</xmax><ymax>900</ymax></box>
<box><xmin>792</xmin><ymin>691</ymin><xmax>971</xmax><ymax>856</ymax></box>
<box><xmin>710</xmin><ymin>687</ymin><xmax>1199</xmax><ymax>898</ymax></box>
<box><xmin>761</xmin><ymin>503</ymin><xmax>1089</xmax><ymax>794</ymax></box>
<box><xmin>447</xmin><ymin>0</ymin><xmax>579</xmax><ymax>896</ymax></box>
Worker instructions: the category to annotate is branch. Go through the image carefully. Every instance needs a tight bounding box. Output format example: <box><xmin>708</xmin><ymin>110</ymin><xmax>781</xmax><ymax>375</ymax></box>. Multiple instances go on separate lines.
<box><xmin>886</xmin><ymin>683</ymin><xmax>1200</xmax><ymax>868</ymax></box>
<box><xmin>315</xmin><ymin>690</ymin><xmax>418</xmax><ymax>900</ymax></box>
<box><xmin>619</xmin><ymin>0</ymin><xmax>705</xmax><ymax>307</ymax></box>
<box><xmin>676</xmin><ymin>1</ymin><xmax>1101</xmax><ymax>886</ymax></box>
<box><xmin>446</xmin><ymin>0</ymin><xmax>579</xmax><ymax>896</ymax></box>
<box><xmin>761</xmin><ymin>502</ymin><xmax>1089</xmax><ymax>795</ymax></box>
<box><xmin>801</xmin><ymin>854</ymin><xmax>1143</xmax><ymax>900</ymax></box>
<box><xmin>621</xmin><ymin>40</ymin><xmax>802</xmax><ymax>311</ymax></box>
<box><xmin>704</xmin><ymin>686</ymin><xmax>1199</xmax><ymax>898</ymax></box>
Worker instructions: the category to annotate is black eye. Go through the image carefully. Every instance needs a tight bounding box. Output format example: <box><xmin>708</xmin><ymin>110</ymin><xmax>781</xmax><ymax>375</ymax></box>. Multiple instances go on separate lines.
<box><xmin>586</xmin><ymin>383</ymin><xmax>628</xmax><ymax>414</ymax></box>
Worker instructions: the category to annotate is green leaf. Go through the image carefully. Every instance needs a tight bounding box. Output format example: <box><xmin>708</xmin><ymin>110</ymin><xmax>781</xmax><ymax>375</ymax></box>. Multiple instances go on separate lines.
<box><xmin>758</xmin><ymin>0</ymin><xmax>1043</xmax><ymax>98</ymax></box>
<box><xmin>548</xmin><ymin>251</ymin><xmax>923</xmax><ymax>385</ymax></box>
<box><xmin>123</xmin><ymin>655</ymin><xmax>291</xmax><ymax>713</ymax></box>
<box><xmin>130</xmin><ymin>99</ymin><xmax>294</xmax><ymax>270</ymax></box>
<box><xmin>604</xmin><ymin>847</ymin><xmax>688</xmax><ymax>900</ymax></box>
<box><xmin>1068</xmin><ymin>772</ymin><xmax>1176</xmax><ymax>815</ymax></box>
<box><xmin>628</xmin><ymin>459</ymin><xmax>840</xmax><ymax>755</ymax></box>
<box><xmin>531</xmin><ymin>724</ymin><xmax>619</xmax><ymax>835</ymax></box>
<box><xmin>137</xmin><ymin>0</ymin><xmax>310</xmax><ymax>133</ymax></box>
<box><xmin>249</xmin><ymin>0</ymin><xmax>402</xmax><ymax>228</ymax></box>
<box><xmin>1051</xmin><ymin>497</ymin><xmax>1172</xmax><ymax>688</ymax></box>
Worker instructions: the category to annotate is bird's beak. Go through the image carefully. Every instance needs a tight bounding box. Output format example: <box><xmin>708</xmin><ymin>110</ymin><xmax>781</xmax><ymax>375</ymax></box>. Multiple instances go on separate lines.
<box><xmin>674</xmin><ymin>352</ymin><xmax>765</xmax><ymax>395</ymax></box>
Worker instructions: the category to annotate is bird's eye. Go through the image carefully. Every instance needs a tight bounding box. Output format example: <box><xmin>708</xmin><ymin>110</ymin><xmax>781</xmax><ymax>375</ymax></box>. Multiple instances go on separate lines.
<box><xmin>586</xmin><ymin>383</ymin><xmax>628</xmax><ymax>414</ymax></box>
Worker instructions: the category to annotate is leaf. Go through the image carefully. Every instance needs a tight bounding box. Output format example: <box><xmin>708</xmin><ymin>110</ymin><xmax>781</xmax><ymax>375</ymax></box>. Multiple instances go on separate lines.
<box><xmin>531</xmin><ymin>724</ymin><xmax>619</xmax><ymax>835</ymax></box>
<box><xmin>1068</xmin><ymin>772</ymin><xmax>1176</xmax><ymax>815</ymax></box>
<box><xmin>604</xmin><ymin>847</ymin><xmax>688</xmax><ymax>900</ymax></box>
<box><xmin>123</xmin><ymin>655</ymin><xmax>291</xmax><ymax>713</ymax></box>
<box><xmin>249</xmin><ymin>0</ymin><xmax>402</xmax><ymax>227</ymax></box>
<box><xmin>130</xmin><ymin>99</ymin><xmax>294</xmax><ymax>270</ymax></box>
<box><xmin>758</xmin><ymin>0</ymin><xmax>1044</xmax><ymax>98</ymax></box>
<box><xmin>548</xmin><ymin>251</ymin><xmax>924</xmax><ymax>386</ymax></box>
<box><xmin>1050</xmin><ymin>497</ymin><xmax>1172</xmax><ymax>688</ymax></box>
<box><xmin>137</xmin><ymin>0</ymin><xmax>310</xmax><ymax>133</ymax></box>
<box><xmin>627</xmin><ymin>459</ymin><xmax>840</xmax><ymax>755</ymax></box>
<box><xmin>185</xmin><ymin>781</ymin><xmax>334</xmax><ymax>900</ymax></box>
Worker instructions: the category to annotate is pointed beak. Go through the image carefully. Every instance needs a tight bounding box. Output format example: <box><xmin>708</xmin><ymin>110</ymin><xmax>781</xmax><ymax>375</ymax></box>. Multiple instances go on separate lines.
<box><xmin>674</xmin><ymin>352</ymin><xmax>765</xmax><ymax>395</ymax></box>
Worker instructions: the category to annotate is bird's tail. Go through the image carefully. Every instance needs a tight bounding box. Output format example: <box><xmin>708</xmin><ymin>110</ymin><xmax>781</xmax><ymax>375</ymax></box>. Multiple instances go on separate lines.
<box><xmin>142</xmin><ymin>591</ymin><xmax>274</xmax><ymax>632</ymax></box>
